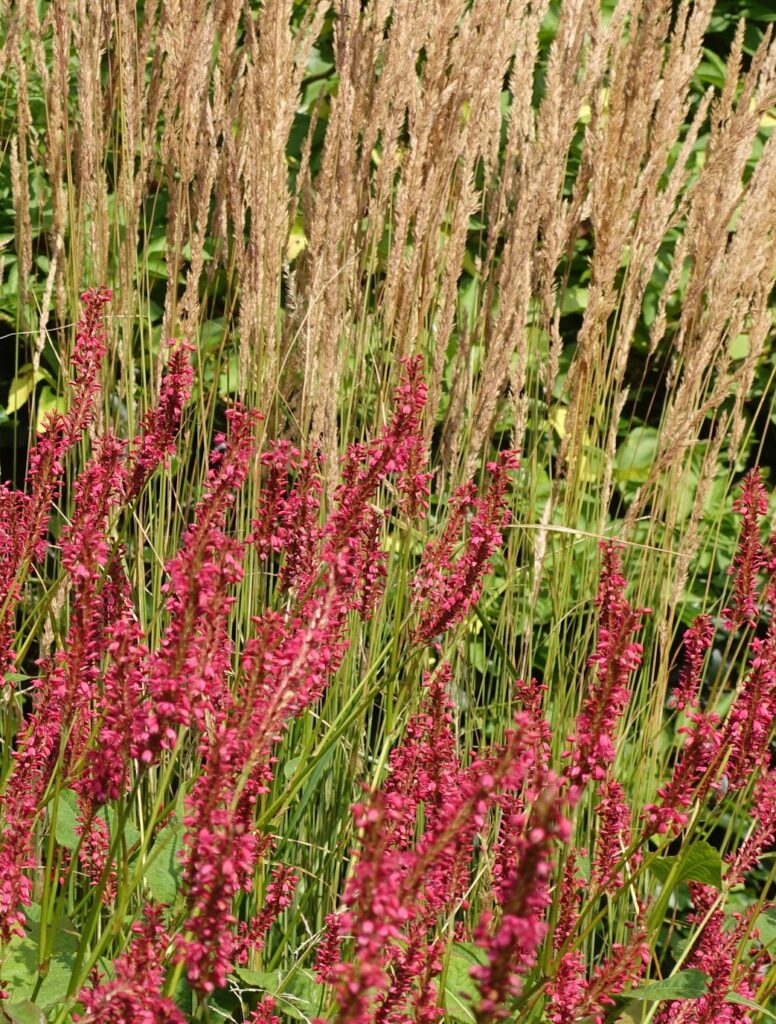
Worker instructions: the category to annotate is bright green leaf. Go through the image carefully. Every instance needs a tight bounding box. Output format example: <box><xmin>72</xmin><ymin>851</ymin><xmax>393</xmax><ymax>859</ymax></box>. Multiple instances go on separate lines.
<box><xmin>232</xmin><ymin>968</ymin><xmax>319</xmax><ymax>1021</ymax></box>
<box><xmin>614</xmin><ymin>427</ymin><xmax>659</xmax><ymax>484</ymax></box>
<box><xmin>443</xmin><ymin>943</ymin><xmax>488</xmax><ymax>1023</ymax></box>
<box><xmin>140</xmin><ymin>818</ymin><xmax>184</xmax><ymax>903</ymax></box>
<box><xmin>651</xmin><ymin>841</ymin><xmax>723</xmax><ymax>891</ymax></box>
<box><xmin>0</xmin><ymin>1001</ymin><xmax>47</xmax><ymax>1024</ymax></box>
<box><xmin>629</xmin><ymin>969</ymin><xmax>710</xmax><ymax>1001</ymax></box>
<box><xmin>756</xmin><ymin>907</ymin><xmax>776</xmax><ymax>949</ymax></box>
<box><xmin>53</xmin><ymin>789</ymin><xmax>80</xmax><ymax>851</ymax></box>
<box><xmin>5</xmin><ymin>365</ymin><xmax>39</xmax><ymax>415</ymax></box>
<box><xmin>0</xmin><ymin>909</ymin><xmax>78</xmax><ymax>1008</ymax></box>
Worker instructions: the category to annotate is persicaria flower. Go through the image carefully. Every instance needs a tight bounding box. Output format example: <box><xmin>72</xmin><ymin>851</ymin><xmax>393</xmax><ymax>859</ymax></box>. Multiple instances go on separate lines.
<box><xmin>126</xmin><ymin>341</ymin><xmax>194</xmax><ymax>497</ymax></box>
<box><xmin>719</xmin><ymin>632</ymin><xmax>776</xmax><ymax>792</ymax></box>
<box><xmin>561</xmin><ymin>936</ymin><xmax>649</xmax><ymax>1024</ymax></box>
<box><xmin>727</xmin><ymin>767</ymin><xmax>776</xmax><ymax>884</ymax></box>
<box><xmin>235</xmin><ymin>864</ymin><xmax>299</xmax><ymax>966</ymax></box>
<box><xmin>472</xmin><ymin>783</ymin><xmax>570</xmax><ymax>1021</ymax></box>
<box><xmin>75</xmin><ymin>905</ymin><xmax>185</xmax><ymax>1024</ymax></box>
<box><xmin>565</xmin><ymin>544</ymin><xmax>647</xmax><ymax>789</ymax></box>
<box><xmin>723</xmin><ymin>469</ymin><xmax>769</xmax><ymax>631</ymax></box>
<box><xmin>247</xmin><ymin>998</ymin><xmax>281</xmax><ymax>1024</ymax></box>
<box><xmin>669</xmin><ymin>614</ymin><xmax>714</xmax><ymax>711</ymax></box>
<box><xmin>326</xmin><ymin>355</ymin><xmax>429</xmax><ymax>554</ymax></box>
<box><xmin>412</xmin><ymin>450</ymin><xmax>519</xmax><ymax>644</ymax></box>
<box><xmin>592</xmin><ymin>779</ymin><xmax>631</xmax><ymax>892</ymax></box>
<box><xmin>643</xmin><ymin>709</ymin><xmax>720</xmax><ymax>835</ymax></box>
<box><xmin>0</xmin><ymin>287</ymin><xmax>111</xmax><ymax>684</ymax></box>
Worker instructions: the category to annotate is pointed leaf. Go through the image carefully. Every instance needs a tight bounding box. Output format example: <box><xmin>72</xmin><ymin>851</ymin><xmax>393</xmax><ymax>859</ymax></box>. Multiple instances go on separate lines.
<box><xmin>629</xmin><ymin>969</ymin><xmax>710</xmax><ymax>1001</ymax></box>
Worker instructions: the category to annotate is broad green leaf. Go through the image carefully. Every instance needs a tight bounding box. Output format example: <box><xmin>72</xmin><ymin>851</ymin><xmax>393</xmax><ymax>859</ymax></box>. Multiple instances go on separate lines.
<box><xmin>728</xmin><ymin>334</ymin><xmax>749</xmax><ymax>360</ymax></box>
<box><xmin>141</xmin><ymin>818</ymin><xmax>184</xmax><ymax>903</ymax></box>
<box><xmin>287</xmin><ymin>222</ymin><xmax>307</xmax><ymax>262</ymax></box>
<box><xmin>0</xmin><ymin>1002</ymin><xmax>47</xmax><ymax>1024</ymax></box>
<box><xmin>232</xmin><ymin>967</ymin><xmax>319</xmax><ymax>1021</ymax></box>
<box><xmin>53</xmin><ymin>789</ymin><xmax>80</xmax><ymax>851</ymax></box>
<box><xmin>650</xmin><ymin>841</ymin><xmax>723</xmax><ymax>891</ymax></box>
<box><xmin>0</xmin><ymin>906</ymin><xmax>78</xmax><ymax>1008</ymax></box>
<box><xmin>756</xmin><ymin>907</ymin><xmax>776</xmax><ymax>949</ymax></box>
<box><xmin>629</xmin><ymin>969</ymin><xmax>710</xmax><ymax>1001</ymax></box>
<box><xmin>5</xmin><ymin>365</ymin><xmax>40</xmax><ymax>415</ymax></box>
<box><xmin>443</xmin><ymin>942</ymin><xmax>488</xmax><ymax>1023</ymax></box>
<box><xmin>614</xmin><ymin>427</ymin><xmax>659</xmax><ymax>484</ymax></box>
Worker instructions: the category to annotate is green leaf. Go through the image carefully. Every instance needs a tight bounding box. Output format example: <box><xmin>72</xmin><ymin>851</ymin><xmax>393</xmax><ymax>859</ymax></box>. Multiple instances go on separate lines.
<box><xmin>443</xmin><ymin>943</ymin><xmax>488</xmax><ymax>1023</ymax></box>
<box><xmin>629</xmin><ymin>969</ymin><xmax>710</xmax><ymax>1001</ymax></box>
<box><xmin>650</xmin><ymin>841</ymin><xmax>724</xmax><ymax>891</ymax></box>
<box><xmin>4</xmin><ymin>365</ymin><xmax>41</xmax><ymax>415</ymax></box>
<box><xmin>726</xmin><ymin>993</ymin><xmax>776</xmax><ymax>1021</ymax></box>
<box><xmin>0</xmin><ymin>1002</ymin><xmax>47</xmax><ymax>1024</ymax></box>
<box><xmin>141</xmin><ymin>818</ymin><xmax>184</xmax><ymax>903</ymax></box>
<box><xmin>728</xmin><ymin>333</ymin><xmax>749</xmax><ymax>360</ymax></box>
<box><xmin>614</xmin><ymin>427</ymin><xmax>659</xmax><ymax>484</ymax></box>
<box><xmin>53</xmin><ymin>789</ymin><xmax>80</xmax><ymax>851</ymax></box>
<box><xmin>756</xmin><ymin>907</ymin><xmax>776</xmax><ymax>949</ymax></box>
<box><xmin>0</xmin><ymin>907</ymin><xmax>78</xmax><ymax>1008</ymax></box>
<box><xmin>232</xmin><ymin>968</ymin><xmax>319</xmax><ymax>1021</ymax></box>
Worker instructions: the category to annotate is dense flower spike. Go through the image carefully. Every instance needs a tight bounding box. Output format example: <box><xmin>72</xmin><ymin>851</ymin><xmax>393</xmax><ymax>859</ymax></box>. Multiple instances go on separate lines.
<box><xmin>131</xmin><ymin>408</ymin><xmax>257</xmax><ymax>763</ymax></box>
<box><xmin>394</xmin><ymin>358</ymin><xmax>433</xmax><ymax>520</ymax></box>
<box><xmin>253</xmin><ymin>440</ymin><xmax>298</xmax><ymax>560</ymax></box>
<box><xmin>320</xmin><ymin>697</ymin><xmax>540</xmax><ymax>1024</ymax></box>
<box><xmin>669</xmin><ymin>615</ymin><xmax>715</xmax><ymax>711</ymax></box>
<box><xmin>247</xmin><ymin>998</ymin><xmax>281</xmax><ymax>1024</ymax></box>
<box><xmin>0</xmin><ymin>668</ymin><xmax>63</xmax><ymax>941</ymax></box>
<box><xmin>126</xmin><ymin>341</ymin><xmax>194</xmax><ymax>497</ymax></box>
<box><xmin>235</xmin><ymin>864</ymin><xmax>299</xmax><ymax>966</ymax></box>
<box><xmin>592</xmin><ymin>779</ymin><xmax>631</xmax><ymax>892</ymax></box>
<box><xmin>655</xmin><ymin>884</ymin><xmax>764</xmax><ymax>1024</ymax></box>
<box><xmin>412</xmin><ymin>450</ymin><xmax>519</xmax><ymax>643</ymax></box>
<box><xmin>565</xmin><ymin>543</ymin><xmax>647</xmax><ymax>789</ymax></box>
<box><xmin>546</xmin><ymin>950</ymin><xmax>587</xmax><ymax>1024</ymax></box>
<box><xmin>0</xmin><ymin>287</ymin><xmax>111</xmax><ymax>683</ymax></box>
<box><xmin>76</xmin><ymin>805</ymin><xmax>117</xmax><ymax>905</ymax></box>
<box><xmin>276</xmin><ymin>450</ymin><xmax>324</xmax><ymax>592</ymax></box>
<box><xmin>643</xmin><ymin>710</ymin><xmax>720</xmax><ymax>834</ymax></box>
<box><xmin>569</xmin><ymin>937</ymin><xmax>650</xmax><ymax>1024</ymax></box>
<box><xmin>326</xmin><ymin>355</ymin><xmax>429</xmax><ymax>553</ymax></box>
<box><xmin>81</xmin><ymin>614</ymin><xmax>148</xmax><ymax>805</ymax></box>
<box><xmin>472</xmin><ymin>783</ymin><xmax>571</xmax><ymax>1021</ymax></box>
<box><xmin>76</xmin><ymin>906</ymin><xmax>185</xmax><ymax>1024</ymax></box>
<box><xmin>719</xmin><ymin>632</ymin><xmax>776</xmax><ymax>792</ymax></box>
<box><xmin>727</xmin><ymin>767</ymin><xmax>776</xmax><ymax>884</ymax></box>
<box><xmin>723</xmin><ymin>469</ymin><xmax>769</xmax><ymax>631</ymax></box>
<box><xmin>0</xmin><ymin>430</ymin><xmax>129</xmax><ymax>936</ymax></box>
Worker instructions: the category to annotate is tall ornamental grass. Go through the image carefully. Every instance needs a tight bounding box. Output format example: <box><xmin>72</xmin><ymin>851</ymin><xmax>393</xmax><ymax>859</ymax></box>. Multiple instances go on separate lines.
<box><xmin>1</xmin><ymin>0</ymin><xmax>776</xmax><ymax>1022</ymax></box>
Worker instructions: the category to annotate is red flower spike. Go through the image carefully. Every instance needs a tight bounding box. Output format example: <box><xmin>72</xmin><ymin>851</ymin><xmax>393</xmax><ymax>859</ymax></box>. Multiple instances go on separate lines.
<box><xmin>723</xmin><ymin>469</ymin><xmax>769</xmax><ymax>632</ymax></box>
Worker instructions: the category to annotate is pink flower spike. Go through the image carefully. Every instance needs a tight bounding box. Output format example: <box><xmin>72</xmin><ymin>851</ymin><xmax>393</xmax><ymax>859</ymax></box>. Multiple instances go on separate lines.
<box><xmin>669</xmin><ymin>615</ymin><xmax>714</xmax><ymax>711</ymax></box>
<box><xmin>566</xmin><ymin>544</ymin><xmax>647</xmax><ymax>787</ymax></box>
<box><xmin>127</xmin><ymin>341</ymin><xmax>194</xmax><ymax>497</ymax></box>
<box><xmin>723</xmin><ymin>469</ymin><xmax>769</xmax><ymax>631</ymax></box>
<box><xmin>412</xmin><ymin>450</ymin><xmax>519</xmax><ymax>644</ymax></box>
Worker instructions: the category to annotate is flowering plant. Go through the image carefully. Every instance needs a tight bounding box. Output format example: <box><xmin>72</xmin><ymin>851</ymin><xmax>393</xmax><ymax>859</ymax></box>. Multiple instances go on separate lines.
<box><xmin>1</xmin><ymin>293</ymin><xmax>775</xmax><ymax>1023</ymax></box>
